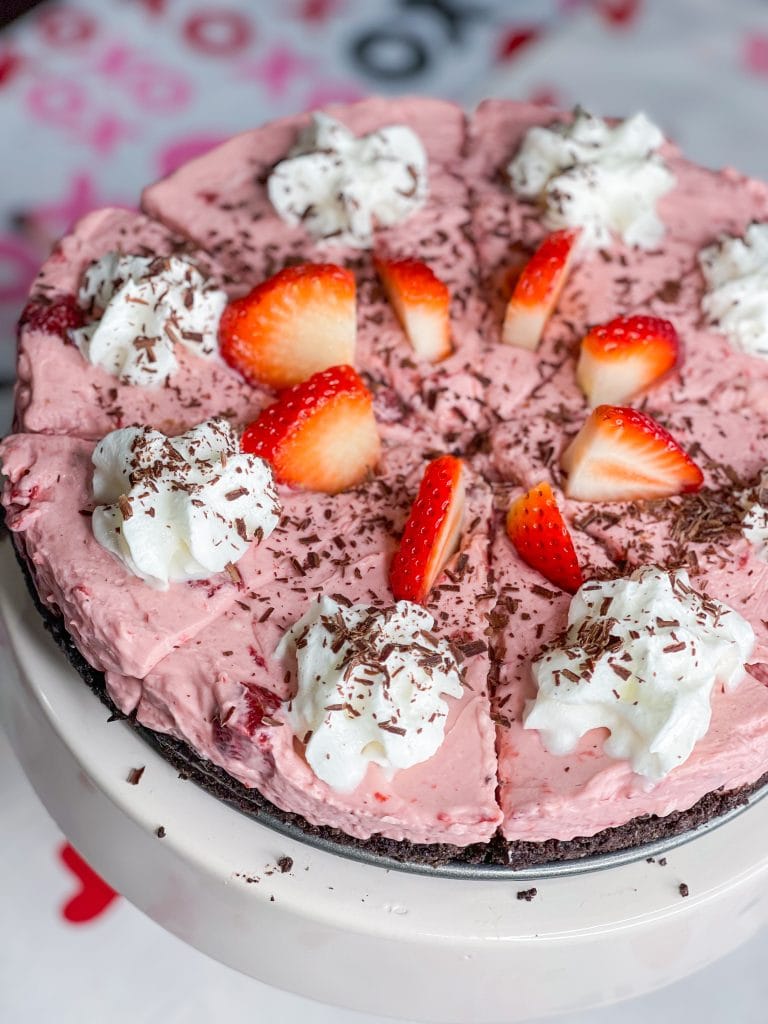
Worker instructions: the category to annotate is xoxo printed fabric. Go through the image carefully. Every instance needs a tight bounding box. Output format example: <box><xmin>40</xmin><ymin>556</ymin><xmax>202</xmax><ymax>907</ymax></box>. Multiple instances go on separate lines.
<box><xmin>0</xmin><ymin>0</ymin><xmax>569</xmax><ymax>421</ymax></box>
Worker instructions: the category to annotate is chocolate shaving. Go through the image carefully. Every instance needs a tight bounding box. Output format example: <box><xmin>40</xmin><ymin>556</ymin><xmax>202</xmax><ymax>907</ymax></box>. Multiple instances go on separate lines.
<box><xmin>609</xmin><ymin>662</ymin><xmax>632</xmax><ymax>681</ymax></box>
<box><xmin>225</xmin><ymin>561</ymin><xmax>242</xmax><ymax>585</ymax></box>
<box><xmin>662</xmin><ymin>641</ymin><xmax>687</xmax><ymax>654</ymax></box>
<box><xmin>667</xmin><ymin>486</ymin><xmax>746</xmax><ymax>549</ymax></box>
<box><xmin>459</xmin><ymin>640</ymin><xmax>487</xmax><ymax>658</ymax></box>
<box><xmin>746</xmin><ymin>663</ymin><xmax>768</xmax><ymax>686</ymax></box>
<box><xmin>378</xmin><ymin>722</ymin><xmax>407</xmax><ymax>736</ymax></box>
<box><xmin>118</xmin><ymin>494</ymin><xmax>133</xmax><ymax>520</ymax></box>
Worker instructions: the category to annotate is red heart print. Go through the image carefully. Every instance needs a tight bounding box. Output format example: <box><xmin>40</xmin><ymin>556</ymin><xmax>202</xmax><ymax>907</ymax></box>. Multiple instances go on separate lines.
<box><xmin>58</xmin><ymin>842</ymin><xmax>119</xmax><ymax>924</ymax></box>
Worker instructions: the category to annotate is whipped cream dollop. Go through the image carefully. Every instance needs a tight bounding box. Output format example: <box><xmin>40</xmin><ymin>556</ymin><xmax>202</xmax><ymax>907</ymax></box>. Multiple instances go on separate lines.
<box><xmin>277</xmin><ymin>597</ymin><xmax>463</xmax><ymax>791</ymax></box>
<box><xmin>525</xmin><ymin>566</ymin><xmax>754</xmax><ymax>781</ymax></box>
<box><xmin>699</xmin><ymin>223</ymin><xmax>768</xmax><ymax>359</ymax></box>
<box><xmin>742</xmin><ymin>468</ymin><xmax>768</xmax><ymax>559</ymax></box>
<box><xmin>267</xmin><ymin>112</ymin><xmax>428</xmax><ymax>248</ymax></box>
<box><xmin>507</xmin><ymin>108</ymin><xmax>676</xmax><ymax>250</ymax></box>
<box><xmin>70</xmin><ymin>252</ymin><xmax>228</xmax><ymax>386</ymax></box>
<box><xmin>92</xmin><ymin>418</ymin><xmax>279</xmax><ymax>589</ymax></box>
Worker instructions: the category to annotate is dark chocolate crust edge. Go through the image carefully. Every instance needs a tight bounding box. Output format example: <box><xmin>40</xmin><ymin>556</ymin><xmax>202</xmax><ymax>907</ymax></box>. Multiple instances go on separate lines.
<box><xmin>8</xmin><ymin>533</ymin><xmax>768</xmax><ymax>870</ymax></box>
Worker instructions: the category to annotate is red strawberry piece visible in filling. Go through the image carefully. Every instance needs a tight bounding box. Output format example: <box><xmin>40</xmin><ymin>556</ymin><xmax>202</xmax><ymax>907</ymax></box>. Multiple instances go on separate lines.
<box><xmin>389</xmin><ymin>454</ymin><xmax>465</xmax><ymax>604</ymax></box>
<box><xmin>577</xmin><ymin>314</ymin><xmax>680</xmax><ymax>407</ymax></box>
<box><xmin>501</xmin><ymin>228</ymin><xmax>580</xmax><ymax>350</ymax></box>
<box><xmin>242</xmin><ymin>682</ymin><xmax>281</xmax><ymax>736</ymax></box>
<box><xmin>213</xmin><ymin>683</ymin><xmax>281</xmax><ymax>758</ymax></box>
<box><xmin>374</xmin><ymin>255</ymin><xmax>452</xmax><ymax>363</ymax></box>
<box><xmin>506</xmin><ymin>481</ymin><xmax>584</xmax><ymax>594</ymax></box>
<box><xmin>241</xmin><ymin>364</ymin><xmax>381</xmax><ymax>494</ymax></box>
<box><xmin>562</xmin><ymin>404</ymin><xmax>704</xmax><ymax>502</ymax></box>
<box><xmin>19</xmin><ymin>295</ymin><xmax>84</xmax><ymax>338</ymax></box>
<box><xmin>219</xmin><ymin>263</ymin><xmax>356</xmax><ymax>390</ymax></box>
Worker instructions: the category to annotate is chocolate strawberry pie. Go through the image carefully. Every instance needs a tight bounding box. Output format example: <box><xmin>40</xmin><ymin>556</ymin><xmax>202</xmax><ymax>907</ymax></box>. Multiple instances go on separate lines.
<box><xmin>3</xmin><ymin>98</ymin><xmax>768</xmax><ymax>869</ymax></box>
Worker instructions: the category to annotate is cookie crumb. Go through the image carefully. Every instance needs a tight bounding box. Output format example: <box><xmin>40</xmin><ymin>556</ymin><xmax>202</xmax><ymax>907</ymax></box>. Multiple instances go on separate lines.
<box><xmin>678</xmin><ymin>882</ymin><xmax>689</xmax><ymax>898</ymax></box>
<box><xmin>155</xmin><ymin>826</ymin><xmax>166</xmax><ymax>839</ymax></box>
<box><xmin>127</xmin><ymin>766</ymin><xmax>145</xmax><ymax>785</ymax></box>
<box><xmin>516</xmin><ymin>887</ymin><xmax>538</xmax><ymax>902</ymax></box>
<box><xmin>659</xmin><ymin>857</ymin><xmax>667</xmax><ymax>867</ymax></box>
<box><xmin>277</xmin><ymin>855</ymin><xmax>293</xmax><ymax>873</ymax></box>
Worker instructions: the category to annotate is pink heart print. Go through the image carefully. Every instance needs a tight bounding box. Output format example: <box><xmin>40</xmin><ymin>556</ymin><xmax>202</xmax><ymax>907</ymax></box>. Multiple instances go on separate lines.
<box><xmin>58</xmin><ymin>842</ymin><xmax>120</xmax><ymax>924</ymax></box>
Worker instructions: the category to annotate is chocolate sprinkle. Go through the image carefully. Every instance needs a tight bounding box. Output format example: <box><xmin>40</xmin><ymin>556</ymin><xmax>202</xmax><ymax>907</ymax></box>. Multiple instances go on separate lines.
<box><xmin>746</xmin><ymin>663</ymin><xmax>768</xmax><ymax>686</ymax></box>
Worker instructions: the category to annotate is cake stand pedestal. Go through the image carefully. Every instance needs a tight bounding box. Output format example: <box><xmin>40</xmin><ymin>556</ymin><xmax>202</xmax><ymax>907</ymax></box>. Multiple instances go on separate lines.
<box><xmin>2</xmin><ymin>538</ymin><xmax>768</xmax><ymax>1024</ymax></box>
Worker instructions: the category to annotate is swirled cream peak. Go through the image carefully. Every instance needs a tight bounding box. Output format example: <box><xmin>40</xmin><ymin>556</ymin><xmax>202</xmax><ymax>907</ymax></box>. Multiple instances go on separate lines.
<box><xmin>267</xmin><ymin>112</ymin><xmax>428</xmax><ymax>247</ymax></box>
<box><xmin>277</xmin><ymin>596</ymin><xmax>463</xmax><ymax>791</ymax></box>
<box><xmin>507</xmin><ymin>108</ymin><xmax>675</xmax><ymax>250</ymax></box>
<box><xmin>699</xmin><ymin>223</ymin><xmax>768</xmax><ymax>359</ymax></box>
<box><xmin>92</xmin><ymin>418</ymin><xmax>279</xmax><ymax>589</ymax></box>
<box><xmin>525</xmin><ymin>566</ymin><xmax>754</xmax><ymax>781</ymax></box>
<box><xmin>70</xmin><ymin>252</ymin><xmax>227</xmax><ymax>386</ymax></box>
<box><xmin>742</xmin><ymin>467</ymin><xmax>768</xmax><ymax>559</ymax></box>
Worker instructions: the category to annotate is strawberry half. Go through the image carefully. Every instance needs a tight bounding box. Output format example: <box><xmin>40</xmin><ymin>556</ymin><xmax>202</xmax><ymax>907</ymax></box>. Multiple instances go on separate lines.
<box><xmin>562</xmin><ymin>405</ymin><xmax>704</xmax><ymax>502</ymax></box>
<box><xmin>220</xmin><ymin>263</ymin><xmax>356</xmax><ymax>390</ymax></box>
<box><xmin>389</xmin><ymin>455</ymin><xmax>465</xmax><ymax>604</ymax></box>
<box><xmin>506</xmin><ymin>482</ymin><xmax>583</xmax><ymax>594</ymax></box>
<box><xmin>241</xmin><ymin>365</ymin><xmax>380</xmax><ymax>494</ymax></box>
<box><xmin>375</xmin><ymin>256</ymin><xmax>452</xmax><ymax>362</ymax></box>
<box><xmin>502</xmin><ymin>228</ymin><xmax>580</xmax><ymax>350</ymax></box>
<box><xmin>577</xmin><ymin>314</ymin><xmax>680</xmax><ymax>407</ymax></box>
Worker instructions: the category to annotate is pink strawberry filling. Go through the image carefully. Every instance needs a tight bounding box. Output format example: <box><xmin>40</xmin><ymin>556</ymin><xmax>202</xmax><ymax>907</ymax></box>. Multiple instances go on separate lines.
<box><xmin>4</xmin><ymin>97</ymin><xmax>768</xmax><ymax>851</ymax></box>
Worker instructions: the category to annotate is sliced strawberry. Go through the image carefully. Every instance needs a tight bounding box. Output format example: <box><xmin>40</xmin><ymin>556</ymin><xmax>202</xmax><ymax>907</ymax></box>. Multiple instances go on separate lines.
<box><xmin>375</xmin><ymin>256</ymin><xmax>452</xmax><ymax>362</ymax></box>
<box><xmin>389</xmin><ymin>455</ymin><xmax>465</xmax><ymax>604</ymax></box>
<box><xmin>500</xmin><ymin>245</ymin><xmax>533</xmax><ymax>298</ymax></box>
<box><xmin>506</xmin><ymin>482</ymin><xmax>583</xmax><ymax>594</ymax></box>
<box><xmin>219</xmin><ymin>263</ymin><xmax>356</xmax><ymax>390</ymax></box>
<box><xmin>501</xmin><ymin>228</ymin><xmax>580</xmax><ymax>350</ymax></box>
<box><xmin>577</xmin><ymin>314</ymin><xmax>680</xmax><ymax>407</ymax></box>
<box><xmin>562</xmin><ymin>405</ymin><xmax>704</xmax><ymax>501</ymax></box>
<box><xmin>241</xmin><ymin>365</ymin><xmax>380</xmax><ymax>494</ymax></box>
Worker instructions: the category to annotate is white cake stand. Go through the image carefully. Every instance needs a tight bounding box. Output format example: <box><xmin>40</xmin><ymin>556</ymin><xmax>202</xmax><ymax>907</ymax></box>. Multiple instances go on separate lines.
<box><xmin>2</xmin><ymin>536</ymin><xmax>768</xmax><ymax>1024</ymax></box>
